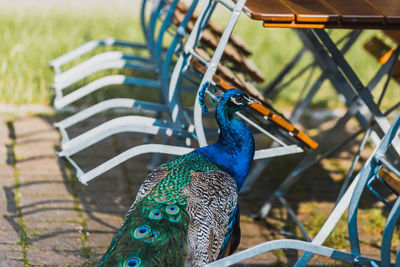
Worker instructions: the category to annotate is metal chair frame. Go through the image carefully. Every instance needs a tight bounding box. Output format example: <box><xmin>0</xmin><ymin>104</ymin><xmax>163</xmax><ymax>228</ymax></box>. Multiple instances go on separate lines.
<box><xmin>168</xmin><ymin>0</ymin><xmax>310</xmax><ymax>166</ymax></box>
<box><xmin>56</xmin><ymin>0</ymin><xmax>315</xmax><ymax>186</ymax></box>
<box><xmin>55</xmin><ymin>0</ymin><xmax>203</xmax><ymax>184</ymax></box>
<box><xmin>253</xmin><ymin>31</ymin><xmax>400</xmax><ymax>234</ymax></box>
<box><xmin>51</xmin><ymin>0</ymin><xmax>180</xmax><ymax>111</ymax></box>
<box><xmin>206</xmin><ymin>110</ymin><xmax>400</xmax><ymax>267</ymax></box>
<box><xmin>241</xmin><ymin>29</ymin><xmax>363</xmax><ymax>193</ymax></box>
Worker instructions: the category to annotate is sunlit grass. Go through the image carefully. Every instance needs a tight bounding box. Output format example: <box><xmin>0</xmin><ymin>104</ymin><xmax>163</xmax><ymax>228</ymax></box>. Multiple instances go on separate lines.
<box><xmin>0</xmin><ymin>9</ymin><xmax>143</xmax><ymax>104</ymax></box>
<box><xmin>0</xmin><ymin>5</ymin><xmax>399</xmax><ymax>111</ymax></box>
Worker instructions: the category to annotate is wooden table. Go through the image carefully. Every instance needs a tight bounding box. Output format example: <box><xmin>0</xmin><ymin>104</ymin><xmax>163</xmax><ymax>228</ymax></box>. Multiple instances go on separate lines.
<box><xmin>243</xmin><ymin>0</ymin><xmax>400</xmax><ymax>29</ymax></box>
<box><xmin>233</xmin><ymin>1</ymin><xmax>400</xmax><ymax>266</ymax></box>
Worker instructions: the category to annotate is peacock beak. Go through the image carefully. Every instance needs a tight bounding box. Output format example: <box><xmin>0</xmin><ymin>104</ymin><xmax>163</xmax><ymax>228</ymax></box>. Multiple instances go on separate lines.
<box><xmin>244</xmin><ymin>96</ymin><xmax>261</xmax><ymax>106</ymax></box>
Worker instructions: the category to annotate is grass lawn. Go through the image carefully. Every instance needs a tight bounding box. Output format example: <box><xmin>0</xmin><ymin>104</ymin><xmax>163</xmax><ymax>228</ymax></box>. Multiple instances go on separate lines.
<box><xmin>0</xmin><ymin>2</ymin><xmax>399</xmax><ymax>111</ymax></box>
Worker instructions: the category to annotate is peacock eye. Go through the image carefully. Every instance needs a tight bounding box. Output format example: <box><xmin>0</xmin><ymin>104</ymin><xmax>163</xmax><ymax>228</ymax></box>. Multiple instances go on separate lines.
<box><xmin>236</xmin><ymin>95</ymin><xmax>244</xmax><ymax>102</ymax></box>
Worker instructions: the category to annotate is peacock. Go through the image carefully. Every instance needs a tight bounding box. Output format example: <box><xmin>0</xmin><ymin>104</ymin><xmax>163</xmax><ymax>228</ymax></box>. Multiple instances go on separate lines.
<box><xmin>99</xmin><ymin>84</ymin><xmax>259</xmax><ymax>266</ymax></box>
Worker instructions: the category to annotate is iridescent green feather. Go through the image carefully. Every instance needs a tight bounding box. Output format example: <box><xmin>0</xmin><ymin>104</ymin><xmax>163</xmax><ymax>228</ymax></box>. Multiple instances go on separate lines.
<box><xmin>99</xmin><ymin>153</ymin><xmax>222</xmax><ymax>267</ymax></box>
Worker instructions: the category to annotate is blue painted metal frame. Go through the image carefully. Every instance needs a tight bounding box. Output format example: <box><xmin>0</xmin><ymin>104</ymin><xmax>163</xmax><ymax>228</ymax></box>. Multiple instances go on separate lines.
<box><xmin>51</xmin><ymin>0</ymin><xmax>177</xmax><ymax>110</ymax></box>
<box><xmin>206</xmin><ymin>111</ymin><xmax>400</xmax><ymax>266</ymax></box>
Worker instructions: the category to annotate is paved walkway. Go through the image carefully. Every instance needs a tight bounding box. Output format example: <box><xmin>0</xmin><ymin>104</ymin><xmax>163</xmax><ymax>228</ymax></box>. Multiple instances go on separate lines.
<box><xmin>0</xmin><ymin>113</ymin><xmax>383</xmax><ymax>266</ymax></box>
<box><xmin>0</xmin><ymin>114</ymin><xmax>147</xmax><ymax>266</ymax></box>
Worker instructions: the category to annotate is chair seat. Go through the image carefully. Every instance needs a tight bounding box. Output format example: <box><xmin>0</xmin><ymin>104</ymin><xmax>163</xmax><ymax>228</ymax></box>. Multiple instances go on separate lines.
<box><xmin>379</xmin><ymin>166</ymin><xmax>400</xmax><ymax>194</ymax></box>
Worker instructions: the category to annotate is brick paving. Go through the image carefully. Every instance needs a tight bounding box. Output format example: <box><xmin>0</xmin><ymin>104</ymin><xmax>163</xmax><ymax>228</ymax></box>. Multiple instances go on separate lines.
<box><xmin>0</xmin><ymin>112</ymin><xmax>389</xmax><ymax>266</ymax></box>
<box><xmin>0</xmin><ymin>114</ymin><xmax>163</xmax><ymax>266</ymax></box>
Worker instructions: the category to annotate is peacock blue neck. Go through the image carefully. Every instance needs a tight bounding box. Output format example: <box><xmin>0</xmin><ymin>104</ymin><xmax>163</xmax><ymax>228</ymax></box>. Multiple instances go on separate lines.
<box><xmin>194</xmin><ymin>97</ymin><xmax>255</xmax><ymax>190</ymax></box>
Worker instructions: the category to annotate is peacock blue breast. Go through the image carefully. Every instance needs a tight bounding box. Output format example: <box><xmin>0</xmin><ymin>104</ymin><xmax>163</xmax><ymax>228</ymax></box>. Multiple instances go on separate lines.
<box><xmin>99</xmin><ymin>152</ymin><xmax>223</xmax><ymax>267</ymax></box>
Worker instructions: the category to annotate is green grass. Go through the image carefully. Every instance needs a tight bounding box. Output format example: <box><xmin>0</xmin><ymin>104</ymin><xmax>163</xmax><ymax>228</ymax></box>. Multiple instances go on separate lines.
<box><xmin>0</xmin><ymin>9</ymin><xmax>144</xmax><ymax>104</ymax></box>
<box><xmin>0</xmin><ymin>6</ymin><xmax>399</xmax><ymax>110</ymax></box>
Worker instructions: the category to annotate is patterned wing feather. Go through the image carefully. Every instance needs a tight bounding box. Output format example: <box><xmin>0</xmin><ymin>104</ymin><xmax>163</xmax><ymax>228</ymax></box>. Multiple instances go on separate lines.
<box><xmin>184</xmin><ymin>169</ymin><xmax>238</xmax><ymax>265</ymax></box>
<box><xmin>99</xmin><ymin>153</ymin><xmax>233</xmax><ymax>267</ymax></box>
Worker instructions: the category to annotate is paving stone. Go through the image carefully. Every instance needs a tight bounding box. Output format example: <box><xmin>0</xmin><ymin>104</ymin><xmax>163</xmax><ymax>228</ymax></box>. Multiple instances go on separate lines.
<box><xmin>27</xmin><ymin>249</ymin><xmax>85</xmax><ymax>266</ymax></box>
<box><xmin>0</xmin><ymin>222</ymin><xmax>22</xmax><ymax>243</ymax></box>
<box><xmin>0</xmin><ymin>241</ymin><xmax>21</xmax><ymax>252</ymax></box>
<box><xmin>28</xmin><ymin>229</ymin><xmax>81</xmax><ymax>251</ymax></box>
<box><xmin>13</xmin><ymin>116</ymin><xmax>55</xmax><ymax>136</ymax></box>
<box><xmin>14</xmin><ymin>146</ymin><xmax>57</xmax><ymax>162</ymax></box>
<box><xmin>0</xmin><ymin>250</ymin><xmax>23</xmax><ymax>261</ymax></box>
<box><xmin>87</xmin><ymin>232</ymin><xmax>116</xmax><ymax>249</ymax></box>
<box><xmin>18</xmin><ymin>171</ymin><xmax>66</xmax><ymax>182</ymax></box>
<box><xmin>19</xmin><ymin>195</ymin><xmax>74</xmax><ymax>210</ymax></box>
<box><xmin>21</xmin><ymin>205</ymin><xmax>79</xmax><ymax>223</ymax></box>
<box><xmin>84</xmin><ymin>212</ymin><xmax>123</xmax><ymax>226</ymax></box>
<box><xmin>77</xmin><ymin>190</ymin><xmax>131</xmax><ymax>205</ymax></box>
<box><xmin>16</xmin><ymin>158</ymin><xmax>63</xmax><ymax>175</ymax></box>
<box><xmin>26</xmin><ymin>220</ymin><xmax>80</xmax><ymax>232</ymax></box>
<box><xmin>19</xmin><ymin>181</ymin><xmax>72</xmax><ymax>197</ymax></box>
<box><xmin>86</xmin><ymin>217</ymin><xmax>122</xmax><ymax>233</ymax></box>
<box><xmin>0</xmin><ymin>259</ymin><xmax>23</xmax><ymax>267</ymax></box>
<box><xmin>0</xmin><ymin>166</ymin><xmax>14</xmax><ymax>178</ymax></box>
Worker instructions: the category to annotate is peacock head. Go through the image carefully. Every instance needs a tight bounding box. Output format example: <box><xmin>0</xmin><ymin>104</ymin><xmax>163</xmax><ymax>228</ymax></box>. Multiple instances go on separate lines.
<box><xmin>199</xmin><ymin>82</ymin><xmax>260</xmax><ymax>115</ymax></box>
<box><xmin>218</xmin><ymin>89</ymin><xmax>260</xmax><ymax>114</ymax></box>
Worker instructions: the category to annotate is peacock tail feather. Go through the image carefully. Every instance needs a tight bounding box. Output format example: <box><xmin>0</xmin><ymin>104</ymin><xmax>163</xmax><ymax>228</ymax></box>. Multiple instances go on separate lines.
<box><xmin>99</xmin><ymin>153</ymin><xmax>223</xmax><ymax>267</ymax></box>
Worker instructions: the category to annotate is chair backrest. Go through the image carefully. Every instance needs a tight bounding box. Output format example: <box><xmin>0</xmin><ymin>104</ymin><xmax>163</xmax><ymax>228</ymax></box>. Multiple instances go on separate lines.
<box><xmin>166</xmin><ymin>0</ymin><xmax>318</xmax><ymax>152</ymax></box>
<box><xmin>347</xmin><ymin>111</ymin><xmax>400</xmax><ymax>265</ymax></box>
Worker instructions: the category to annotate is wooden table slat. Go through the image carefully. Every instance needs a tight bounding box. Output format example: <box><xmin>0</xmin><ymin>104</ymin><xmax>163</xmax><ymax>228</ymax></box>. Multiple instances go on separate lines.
<box><xmin>363</xmin><ymin>0</ymin><xmax>400</xmax><ymax>24</ymax></box>
<box><xmin>321</xmin><ymin>0</ymin><xmax>384</xmax><ymax>23</ymax></box>
<box><xmin>280</xmin><ymin>0</ymin><xmax>339</xmax><ymax>23</ymax></box>
<box><xmin>243</xmin><ymin>0</ymin><xmax>295</xmax><ymax>22</ymax></box>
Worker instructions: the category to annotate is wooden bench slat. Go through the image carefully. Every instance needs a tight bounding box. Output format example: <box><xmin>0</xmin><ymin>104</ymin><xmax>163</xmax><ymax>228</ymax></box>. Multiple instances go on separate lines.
<box><xmin>384</xmin><ymin>30</ymin><xmax>400</xmax><ymax>44</ymax></box>
<box><xmin>363</xmin><ymin>36</ymin><xmax>393</xmax><ymax>64</ymax></box>
<box><xmin>176</xmin><ymin>1</ymin><xmax>252</xmax><ymax>56</ymax></box>
<box><xmin>379</xmin><ymin>167</ymin><xmax>400</xmax><ymax>194</ymax></box>
<box><xmin>363</xmin><ymin>0</ymin><xmax>400</xmax><ymax>24</ymax></box>
<box><xmin>173</xmin><ymin>7</ymin><xmax>265</xmax><ymax>83</ymax></box>
<box><xmin>321</xmin><ymin>0</ymin><xmax>384</xmax><ymax>24</ymax></box>
<box><xmin>363</xmin><ymin>35</ymin><xmax>400</xmax><ymax>84</ymax></box>
<box><xmin>281</xmin><ymin>0</ymin><xmax>339</xmax><ymax>23</ymax></box>
<box><xmin>243</xmin><ymin>0</ymin><xmax>295</xmax><ymax>22</ymax></box>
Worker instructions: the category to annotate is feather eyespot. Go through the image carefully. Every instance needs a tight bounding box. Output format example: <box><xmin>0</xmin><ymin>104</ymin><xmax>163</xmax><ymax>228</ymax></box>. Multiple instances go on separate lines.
<box><xmin>165</xmin><ymin>205</ymin><xmax>179</xmax><ymax>215</ymax></box>
<box><xmin>149</xmin><ymin>209</ymin><xmax>163</xmax><ymax>220</ymax></box>
<box><xmin>133</xmin><ymin>225</ymin><xmax>151</xmax><ymax>239</ymax></box>
<box><xmin>124</xmin><ymin>257</ymin><xmax>141</xmax><ymax>267</ymax></box>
